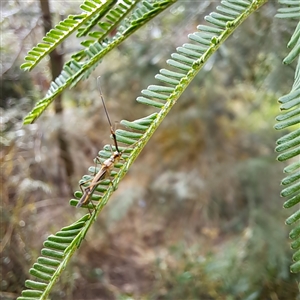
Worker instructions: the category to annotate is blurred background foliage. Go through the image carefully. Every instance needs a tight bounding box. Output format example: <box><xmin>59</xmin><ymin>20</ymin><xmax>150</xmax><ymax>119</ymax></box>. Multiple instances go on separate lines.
<box><xmin>1</xmin><ymin>0</ymin><xmax>299</xmax><ymax>299</ymax></box>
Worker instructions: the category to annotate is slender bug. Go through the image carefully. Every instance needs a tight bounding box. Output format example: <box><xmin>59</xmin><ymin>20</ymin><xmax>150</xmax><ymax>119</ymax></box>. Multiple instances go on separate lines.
<box><xmin>76</xmin><ymin>77</ymin><xmax>133</xmax><ymax>209</ymax></box>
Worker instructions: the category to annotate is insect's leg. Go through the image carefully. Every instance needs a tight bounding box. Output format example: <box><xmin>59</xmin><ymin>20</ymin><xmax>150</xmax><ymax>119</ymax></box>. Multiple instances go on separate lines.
<box><xmin>77</xmin><ymin>191</ymin><xmax>94</xmax><ymax>215</ymax></box>
<box><xmin>81</xmin><ymin>156</ymin><xmax>103</xmax><ymax>212</ymax></box>
<box><xmin>94</xmin><ymin>156</ymin><xmax>103</xmax><ymax>175</ymax></box>
<box><xmin>78</xmin><ymin>156</ymin><xmax>102</xmax><ymax>198</ymax></box>
<box><xmin>78</xmin><ymin>176</ymin><xmax>98</xmax><ymax>211</ymax></box>
<box><xmin>89</xmin><ymin>200</ymin><xmax>96</xmax><ymax>214</ymax></box>
<box><xmin>86</xmin><ymin>205</ymin><xmax>93</xmax><ymax>216</ymax></box>
<box><xmin>79</xmin><ymin>177</ymin><xmax>93</xmax><ymax>194</ymax></box>
<box><xmin>82</xmin><ymin>193</ymin><xmax>96</xmax><ymax>213</ymax></box>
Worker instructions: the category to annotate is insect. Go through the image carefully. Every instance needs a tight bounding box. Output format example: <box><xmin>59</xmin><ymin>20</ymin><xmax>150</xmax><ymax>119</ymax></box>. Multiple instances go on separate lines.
<box><xmin>76</xmin><ymin>78</ymin><xmax>129</xmax><ymax>209</ymax></box>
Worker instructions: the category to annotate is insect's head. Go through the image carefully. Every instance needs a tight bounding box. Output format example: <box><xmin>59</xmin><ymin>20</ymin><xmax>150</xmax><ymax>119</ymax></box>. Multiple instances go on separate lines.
<box><xmin>112</xmin><ymin>150</ymin><xmax>122</xmax><ymax>164</ymax></box>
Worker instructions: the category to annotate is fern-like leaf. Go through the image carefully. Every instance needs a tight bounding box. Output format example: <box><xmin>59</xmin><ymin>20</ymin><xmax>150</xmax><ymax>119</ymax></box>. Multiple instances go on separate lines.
<box><xmin>76</xmin><ymin>0</ymin><xmax>118</xmax><ymax>37</ymax></box>
<box><xmin>275</xmin><ymin>57</ymin><xmax>300</xmax><ymax>274</ymax></box>
<box><xmin>275</xmin><ymin>0</ymin><xmax>300</xmax><ymax>20</ymax></box>
<box><xmin>274</xmin><ymin>1</ymin><xmax>300</xmax><ymax>275</ymax></box>
<box><xmin>77</xmin><ymin>0</ymin><xmax>139</xmax><ymax>39</ymax></box>
<box><xmin>17</xmin><ymin>214</ymin><xmax>90</xmax><ymax>300</ymax></box>
<box><xmin>23</xmin><ymin>0</ymin><xmax>177</xmax><ymax>125</ymax></box>
<box><xmin>284</xmin><ymin>21</ymin><xmax>300</xmax><ymax>64</ymax></box>
<box><xmin>275</xmin><ymin>0</ymin><xmax>300</xmax><ymax>64</ymax></box>
<box><xmin>21</xmin><ymin>0</ymin><xmax>118</xmax><ymax>72</ymax></box>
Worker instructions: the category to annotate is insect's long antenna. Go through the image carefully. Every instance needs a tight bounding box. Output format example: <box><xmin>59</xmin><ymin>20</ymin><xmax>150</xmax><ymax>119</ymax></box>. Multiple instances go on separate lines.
<box><xmin>97</xmin><ymin>76</ymin><xmax>120</xmax><ymax>153</ymax></box>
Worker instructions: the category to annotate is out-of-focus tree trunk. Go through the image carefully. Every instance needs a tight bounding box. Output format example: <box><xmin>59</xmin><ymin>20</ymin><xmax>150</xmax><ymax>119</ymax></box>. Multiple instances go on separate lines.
<box><xmin>39</xmin><ymin>0</ymin><xmax>74</xmax><ymax>195</ymax></box>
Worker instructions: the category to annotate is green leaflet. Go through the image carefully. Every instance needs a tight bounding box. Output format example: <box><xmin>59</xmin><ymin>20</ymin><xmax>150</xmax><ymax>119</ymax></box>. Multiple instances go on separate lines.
<box><xmin>274</xmin><ymin>0</ymin><xmax>300</xmax><ymax>276</ymax></box>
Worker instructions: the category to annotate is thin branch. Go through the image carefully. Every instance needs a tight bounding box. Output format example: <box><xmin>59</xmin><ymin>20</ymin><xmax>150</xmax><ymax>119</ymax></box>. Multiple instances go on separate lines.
<box><xmin>1</xmin><ymin>16</ymin><xmax>41</xmax><ymax>76</ymax></box>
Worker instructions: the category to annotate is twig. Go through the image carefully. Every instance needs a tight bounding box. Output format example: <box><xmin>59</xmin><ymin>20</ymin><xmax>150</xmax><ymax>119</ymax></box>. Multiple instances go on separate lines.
<box><xmin>1</xmin><ymin>16</ymin><xmax>41</xmax><ymax>76</ymax></box>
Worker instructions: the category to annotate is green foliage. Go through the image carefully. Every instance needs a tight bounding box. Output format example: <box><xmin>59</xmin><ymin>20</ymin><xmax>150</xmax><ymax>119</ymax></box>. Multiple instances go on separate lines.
<box><xmin>17</xmin><ymin>215</ymin><xmax>90</xmax><ymax>300</ymax></box>
<box><xmin>274</xmin><ymin>0</ymin><xmax>300</xmax><ymax>277</ymax></box>
<box><xmin>21</xmin><ymin>0</ymin><xmax>118</xmax><ymax>71</ymax></box>
<box><xmin>150</xmin><ymin>225</ymin><xmax>297</xmax><ymax>299</ymax></box>
<box><xmin>275</xmin><ymin>0</ymin><xmax>300</xmax><ymax>21</ymax></box>
<box><xmin>16</xmin><ymin>0</ymin><xmax>300</xmax><ymax>298</ymax></box>
<box><xmin>275</xmin><ymin>0</ymin><xmax>300</xmax><ymax>64</ymax></box>
<box><xmin>23</xmin><ymin>0</ymin><xmax>176</xmax><ymax>124</ymax></box>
